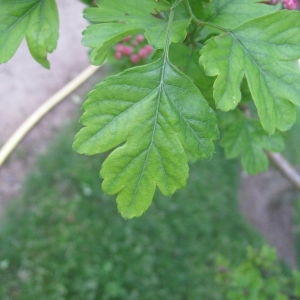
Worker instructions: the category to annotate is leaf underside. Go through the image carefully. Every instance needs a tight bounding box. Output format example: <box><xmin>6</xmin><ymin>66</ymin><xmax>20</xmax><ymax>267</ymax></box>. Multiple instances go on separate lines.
<box><xmin>0</xmin><ymin>0</ymin><xmax>59</xmax><ymax>67</ymax></box>
<box><xmin>74</xmin><ymin>58</ymin><xmax>218</xmax><ymax>218</ymax></box>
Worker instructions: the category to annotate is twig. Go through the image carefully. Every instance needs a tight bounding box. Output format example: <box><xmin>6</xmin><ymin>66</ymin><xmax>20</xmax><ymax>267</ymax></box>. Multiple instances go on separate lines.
<box><xmin>0</xmin><ymin>65</ymin><xmax>100</xmax><ymax>167</ymax></box>
<box><xmin>266</xmin><ymin>151</ymin><xmax>300</xmax><ymax>191</ymax></box>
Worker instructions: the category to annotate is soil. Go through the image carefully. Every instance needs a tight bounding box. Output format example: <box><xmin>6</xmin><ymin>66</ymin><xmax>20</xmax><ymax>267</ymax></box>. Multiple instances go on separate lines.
<box><xmin>239</xmin><ymin>169</ymin><xmax>299</xmax><ymax>268</ymax></box>
<box><xmin>0</xmin><ymin>1</ymin><xmax>298</xmax><ymax>269</ymax></box>
<box><xmin>0</xmin><ymin>1</ymin><xmax>91</xmax><ymax>212</ymax></box>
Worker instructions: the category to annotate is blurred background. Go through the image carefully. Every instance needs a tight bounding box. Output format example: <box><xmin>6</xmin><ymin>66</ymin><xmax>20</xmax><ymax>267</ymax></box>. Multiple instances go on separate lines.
<box><xmin>0</xmin><ymin>1</ymin><xmax>90</xmax><ymax>211</ymax></box>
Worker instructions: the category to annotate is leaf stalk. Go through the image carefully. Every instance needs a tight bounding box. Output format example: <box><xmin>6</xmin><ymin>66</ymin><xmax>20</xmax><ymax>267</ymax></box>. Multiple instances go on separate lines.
<box><xmin>184</xmin><ymin>0</ymin><xmax>229</xmax><ymax>33</ymax></box>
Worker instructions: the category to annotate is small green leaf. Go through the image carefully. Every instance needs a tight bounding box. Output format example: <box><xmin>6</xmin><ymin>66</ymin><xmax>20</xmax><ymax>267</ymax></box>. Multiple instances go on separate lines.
<box><xmin>200</xmin><ymin>11</ymin><xmax>300</xmax><ymax>133</ymax></box>
<box><xmin>74</xmin><ymin>57</ymin><xmax>218</xmax><ymax>218</ymax></box>
<box><xmin>83</xmin><ymin>0</ymin><xmax>190</xmax><ymax>64</ymax></box>
<box><xmin>220</xmin><ymin>111</ymin><xmax>284</xmax><ymax>174</ymax></box>
<box><xmin>0</xmin><ymin>0</ymin><xmax>59</xmax><ymax>67</ymax></box>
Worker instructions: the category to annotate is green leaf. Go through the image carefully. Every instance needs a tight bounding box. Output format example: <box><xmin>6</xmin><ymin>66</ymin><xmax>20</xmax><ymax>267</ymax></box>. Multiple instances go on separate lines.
<box><xmin>80</xmin><ymin>0</ymin><xmax>95</xmax><ymax>6</ymax></box>
<box><xmin>220</xmin><ymin>111</ymin><xmax>284</xmax><ymax>174</ymax></box>
<box><xmin>74</xmin><ymin>57</ymin><xmax>218</xmax><ymax>218</ymax></box>
<box><xmin>0</xmin><ymin>0</ymin><xmax>59</xmax><ymax>68</ymax></box>
<box><xmin>169</xmin><ymin>43</ymin><xmax>214</xmax><ymax>106</ymax></box>
<box><xmin>83</xmin><ymin>0</ymin><xmax>190</xmax><ymax>64</ymax></box>
<box><xmin>200</xmin><ymin>11</ymin><xmax>300</xmax><ymax>133</ymax></box>
<box><xmin>194</xmin><ymin>0</ymin><xmax>278</xmax><ymax>33</ymax></box>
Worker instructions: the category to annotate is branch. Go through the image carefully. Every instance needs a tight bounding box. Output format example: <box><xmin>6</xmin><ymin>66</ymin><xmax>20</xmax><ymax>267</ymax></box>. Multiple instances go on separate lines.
<box><xmin>266</xmin><ymin>151</ymin><xmax>300</xmax><ymax>191</ymax></box>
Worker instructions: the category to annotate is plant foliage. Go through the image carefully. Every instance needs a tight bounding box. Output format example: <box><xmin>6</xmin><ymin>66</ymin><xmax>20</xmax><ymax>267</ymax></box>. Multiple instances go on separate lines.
<box><xmin>0</xmin><ymin>0</ymin><xmax>59</xmax><ymax>68</ymax></box>
<box><xmin>216</xmin><ymin>246</ymin><xmax>300</xmax><ymax>299</ymax></box>
<box><xmin>200</xmin><ymin>10</ymin><xmax>300</xmax><ymax>133</ymax></box>
<box><xmin>0</xmin><ymin>124</ymin><xmax>264</xmax><ymax>299</ymax></box>
<box><xmin>1</xmin><ymin>0</ymin><xmax>300</xmax><ymax>217</ymax></box>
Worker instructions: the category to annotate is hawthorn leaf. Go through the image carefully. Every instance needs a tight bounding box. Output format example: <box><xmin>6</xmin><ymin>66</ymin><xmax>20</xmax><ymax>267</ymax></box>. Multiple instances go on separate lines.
<box><xmin>220</xmin><ymin>111</ymin><xmax>284</xmax><ymax>174</ymax></box>
<box><xmin>83</xmin><ymin>0</ymin><xmax>190</xmax><ymax>64</ymax></box>
<box><xmin>193</xmin><ymin>0</ymin><xmax>278</xmax><ymax>34</ymax></box>
<box><xmin>74</xmin><ymin>58</ymin><xmax>218</xmax><ymax>218</ymax></box>
<box><xmin>0</xmin><ymin>0</ymin><xmax>59</xmax><ymax>68</ymax></box>
<box><xmin>200</xmin><ymin>10</ymin><xmax>300</xmax><ymax>133</ymax></box>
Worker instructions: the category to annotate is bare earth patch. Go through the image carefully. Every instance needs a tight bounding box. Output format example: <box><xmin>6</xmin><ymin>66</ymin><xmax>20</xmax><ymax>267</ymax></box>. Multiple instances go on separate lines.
<box><xmin>0</xmin><ymin>1</ymin><xmax>92</xmax><ymax>213</ymax></box>
<box><xmin>239</xmin><ymin>170</ymin><xmax>299</xmax><ymax>268</ymax></box>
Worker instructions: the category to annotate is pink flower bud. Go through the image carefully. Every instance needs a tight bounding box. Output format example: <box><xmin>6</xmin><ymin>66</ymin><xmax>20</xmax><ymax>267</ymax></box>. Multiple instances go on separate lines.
<box><xmin>138</xmin><ymin>48</ymin><xmax>149</xmax><ymax>59</ymax></box>
<box><xmin>122</xmin><ymin>36</ymin><xmax>132</xmax><ymax>42</ymax></box>
<box><xmin>135</xmin><ymin>34</ymin><xmax>145</xmax><ymax>43</ymax></box>
<box><xmin>283</xmin><ymin>0</ymin><xmax>299</xmax><ymax>9</ymax></box>
<box><xmin>122</xmin><ymin>45</ymin><xmax>133</xmax><ymax>55</ymax></box>
<box><xmin>143</xmin><ymin>45</ymin><xmax>154</xmax><ymax>54</ymax></box>
<box><xmin>132</xmin><ymin>40</ymin><xmax>139</xmax><ymax>47</ymax></box>
<box><xmin>115</xmin><ymin>44</ymin><xmax>125</xmax><ymax>52</ymax></box>
<box><xmin>114</xmin><ymin>51</ymin><xmax>122</xmax><ymax>59</ymax></box>
<box><xmin>130</xmin><ymin>54</ymin><xmax>140</xmax><ymax>64</ymax></box>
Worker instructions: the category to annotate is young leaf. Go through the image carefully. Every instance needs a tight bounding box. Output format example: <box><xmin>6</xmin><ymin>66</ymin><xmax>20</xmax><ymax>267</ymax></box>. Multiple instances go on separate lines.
<box><xmin>83</xmin><ymin>0</ymin><xmax>190</xmax><ymax>64</ymax></box>
<box><xmin>220</xmin><ymin>111</ymin><xmax>284</xmax><ymax>174</ymax></box>
<box><xmin>0</xmin><ymin>0</ymin><xmax>59</xmax><ymax>68</ymax></box>
<box><xmin>200</xmin><ymin>10</ymin><xmax>300</xmax><ymax>134</ymax></box>
<box><xmin>74</xmin><ymin>57</ymin><xmax>218</xmax><ymax>218</ymax></box>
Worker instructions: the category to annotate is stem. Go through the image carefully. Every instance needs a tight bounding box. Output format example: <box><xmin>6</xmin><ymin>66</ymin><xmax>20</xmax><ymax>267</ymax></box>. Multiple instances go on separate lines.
<box><xmin>200</xmin><ymin>21</ymin><xmax>229</xmax><ymax>33</ymax></box>
<box><xmin>161</xmin><ymin>0</ymin><xmax>183</xmax><ymax>60</ymax></box>
<box><xmin>266</xmin><ymin>151</ymin><xmax>300</xmax><ymax>191</ymax></box>
<box><xmin>184</xmin><ymin>0</ymin><xmax>229</xmax><ymax>33</ymax></box>
<box><xmin>171</xmin><ymin>0</ymin><xmax>183</xmax><ymax>9</ymax></box>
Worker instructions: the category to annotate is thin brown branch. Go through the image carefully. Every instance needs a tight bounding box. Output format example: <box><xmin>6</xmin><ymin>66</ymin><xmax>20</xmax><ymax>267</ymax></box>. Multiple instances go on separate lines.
<box><xmin>266</xmin><ymin>151</ymin><xmax>300</xmax><ymax>191</ymax></box>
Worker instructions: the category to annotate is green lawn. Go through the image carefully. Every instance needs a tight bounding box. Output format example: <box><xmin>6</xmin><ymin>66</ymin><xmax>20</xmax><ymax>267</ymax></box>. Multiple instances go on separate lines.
<box><xmin>0</xmin><ymin>121</ymin><xmax>272</xmax><ymax>300</ymax></box>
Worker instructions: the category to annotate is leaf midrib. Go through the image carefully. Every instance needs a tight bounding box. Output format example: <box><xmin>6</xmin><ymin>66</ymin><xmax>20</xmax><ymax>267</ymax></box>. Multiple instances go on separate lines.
<box><xmin>1</xmin><ymin>0</ymin><xmax>43</xmax><ymax>36</ymax></box>
<box><xmin>230</xmin><ymin>31</ymin><xmax>277</xmax><ymax>131</ymax></box>
<box><xmin>26</xmin><ymin>0</ymin><xmax>48</xmax><ymax>53</ymax></box>
<box><xmin>128</xmin><ymin>57</ymin><xmax>167</xmax><ymax>209</ymax></box>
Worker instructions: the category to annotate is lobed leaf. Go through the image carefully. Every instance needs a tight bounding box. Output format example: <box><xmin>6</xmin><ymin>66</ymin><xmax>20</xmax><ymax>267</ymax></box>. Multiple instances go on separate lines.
<box><xmin>74</xmin><ymin>57</ymin><xmax>218</xmax><ymax>218</ymax></box>
<box><xmin>83</xmin><ymin>0</ymin><xmax>190</xmax><ymax>65</ymax></box>
<box><xmin>220</xmin><ymin>111</ymin><xmax>284</xmax><ymax>174</ymax></box>
<box><xmin>0</xmin><ymin>0</ymin><xmax>59</xmax><ymax>68</ymax></box>
<box><xmin>200</xmin><ymin>10</ymin><xmax>300</xmax><ymax>133</ymax></box>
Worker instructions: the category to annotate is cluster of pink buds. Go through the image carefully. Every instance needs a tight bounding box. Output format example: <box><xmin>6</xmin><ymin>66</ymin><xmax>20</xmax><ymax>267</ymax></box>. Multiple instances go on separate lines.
<box><xmin>262</xmin><ymin>0</ymin><xmax>299</xmax><ymax>9</ymax></box>
<box><xmin>283</xmin><ymin>0</ymin><xmax>299</xmax><ymax>9</ymax></box>
<box><xmin>114</xmin><ymin>34</ymin><xmax>154</xmax><ymax>64</ymax></box>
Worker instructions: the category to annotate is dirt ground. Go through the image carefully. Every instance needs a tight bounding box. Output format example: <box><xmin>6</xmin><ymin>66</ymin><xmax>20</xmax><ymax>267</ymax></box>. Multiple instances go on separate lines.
<box><xmin>0</xmin><ymin>1</ymin><xmax>298</xmax><ymax>269</ymax></box>
<box><xmin>0</xmin><ymin>1</ymin><xmax>90</xmax><ymax>210</ymax></box>
<box><xmin>239</xmin><ymin>170</ymin><xmax>299</xmax><ymax>268</ymax></box>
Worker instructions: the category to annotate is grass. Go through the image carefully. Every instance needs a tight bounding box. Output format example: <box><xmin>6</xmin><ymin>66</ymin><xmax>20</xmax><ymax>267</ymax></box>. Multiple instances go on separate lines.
<box><xmin>0</xmin><ymin>121</ymin><xmax>267</xmax><ymax>300</ymax></box>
